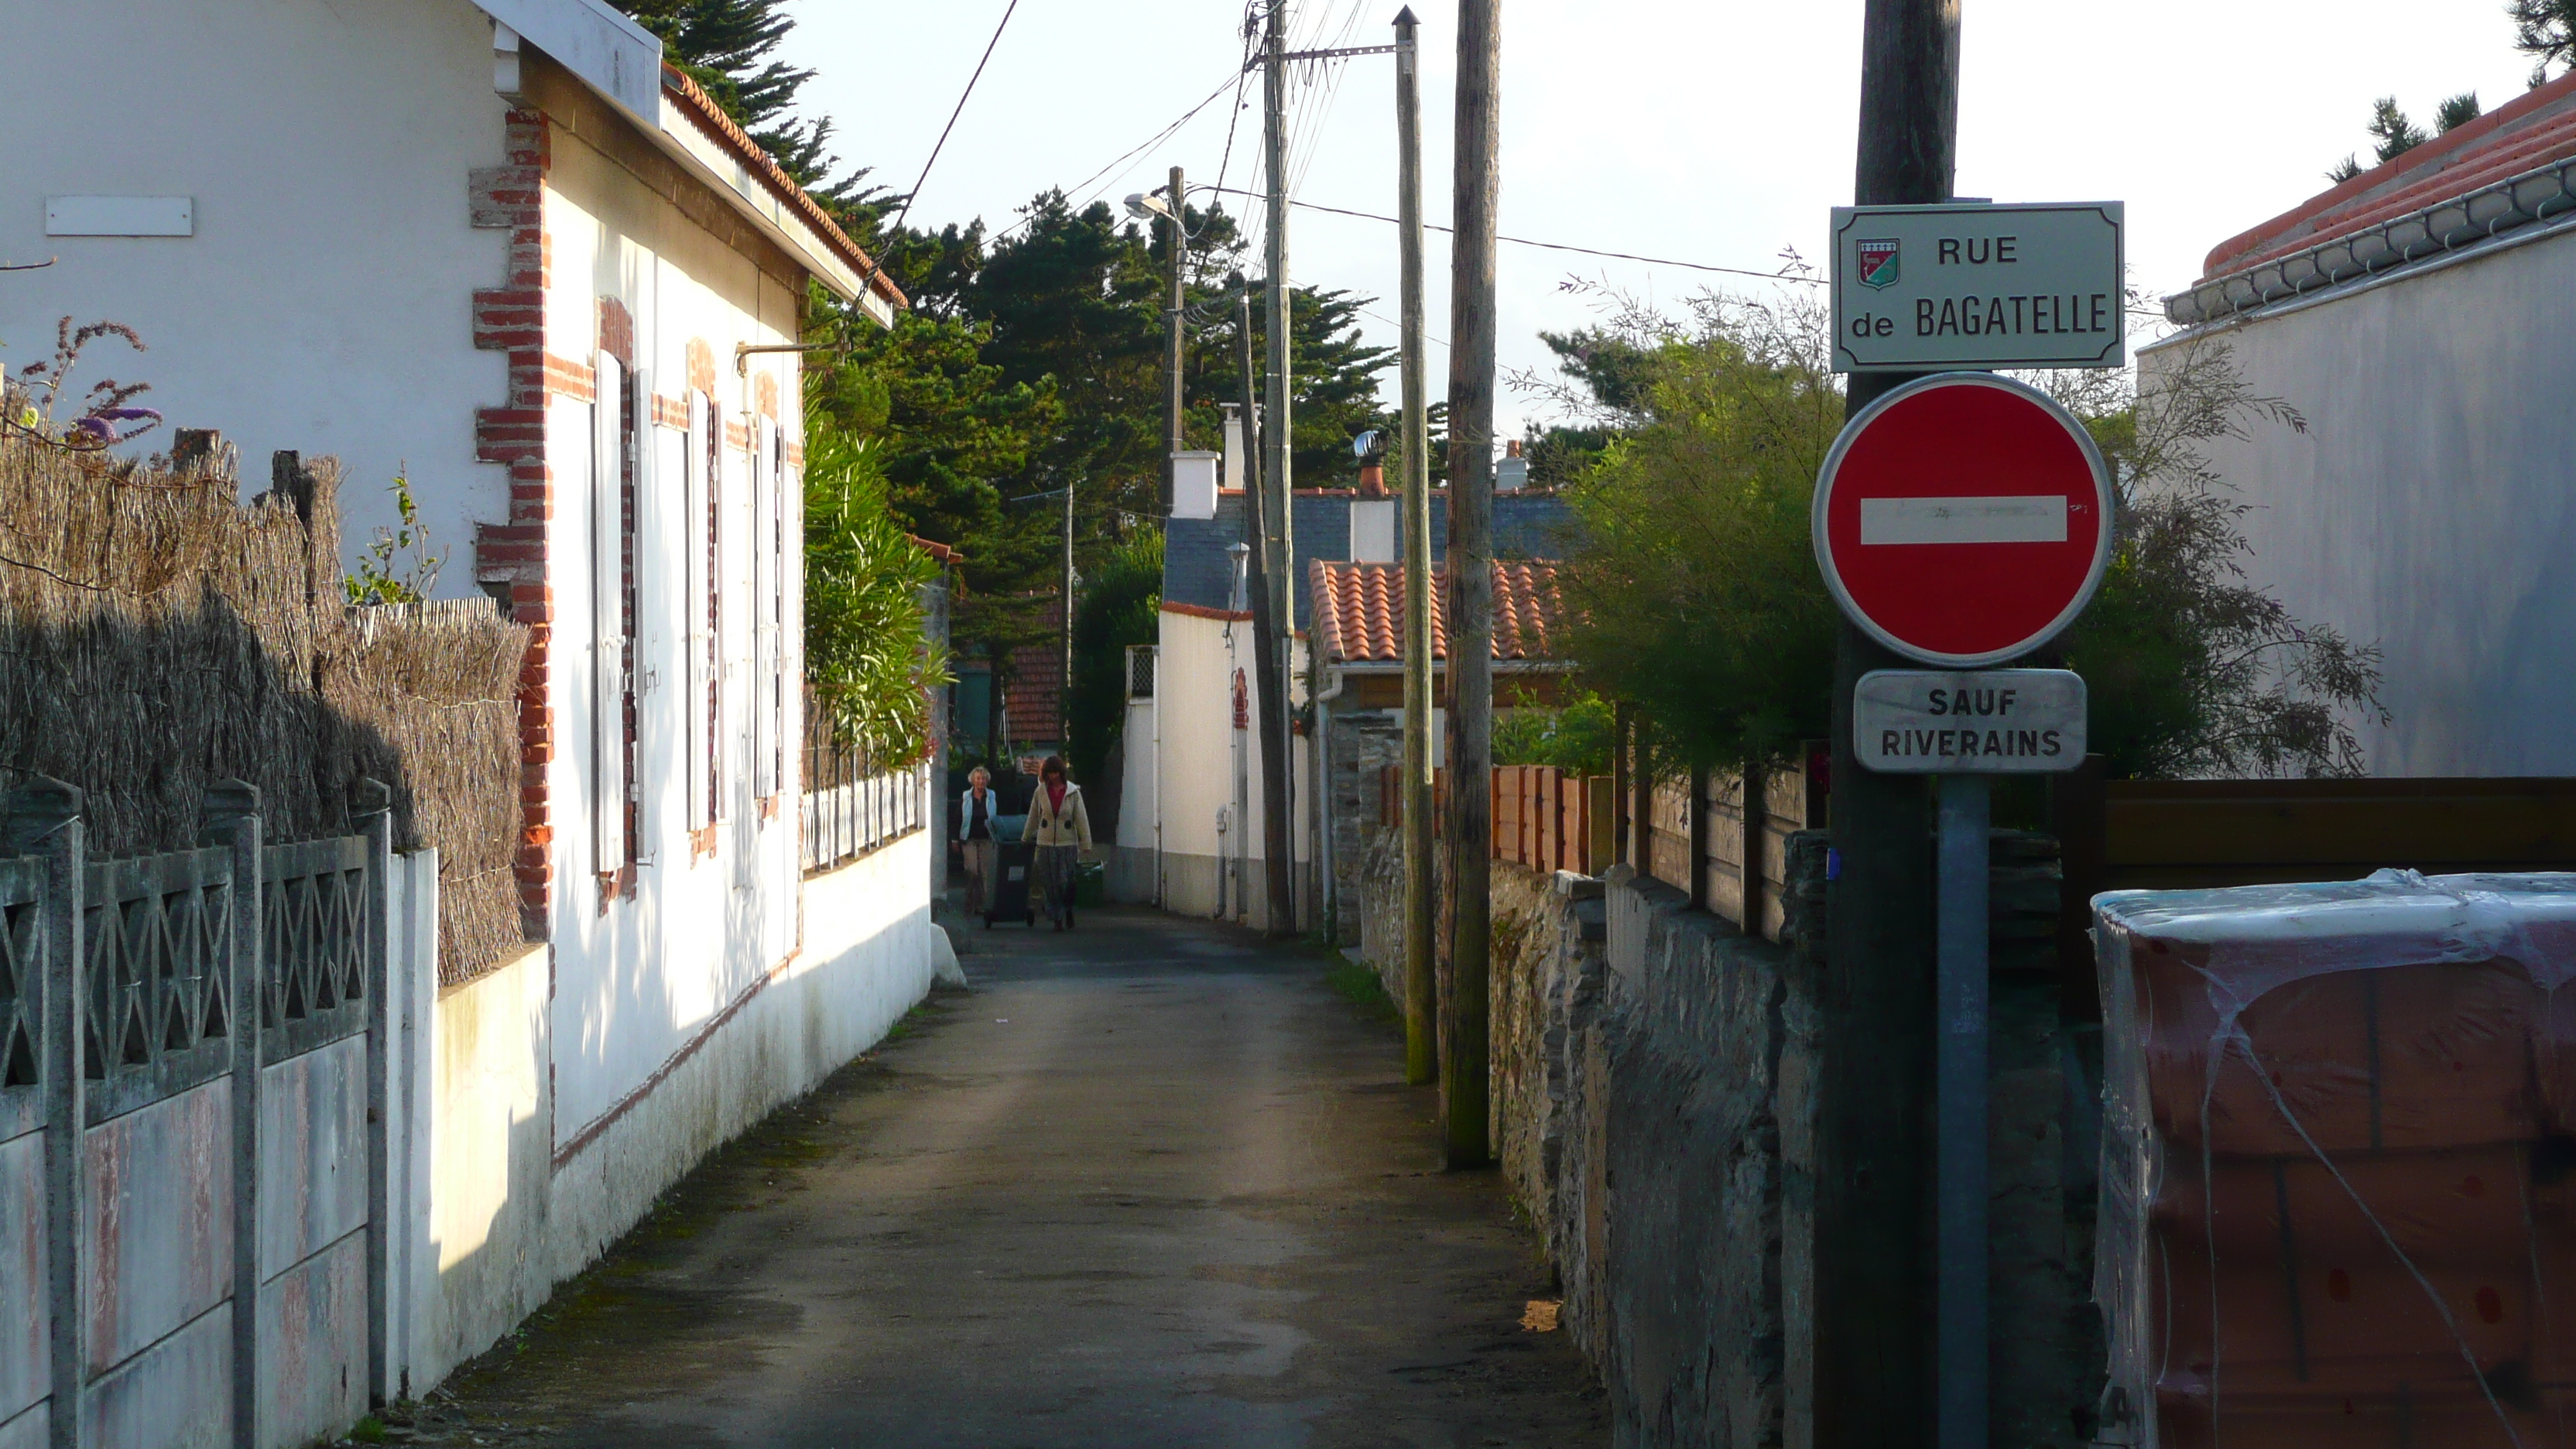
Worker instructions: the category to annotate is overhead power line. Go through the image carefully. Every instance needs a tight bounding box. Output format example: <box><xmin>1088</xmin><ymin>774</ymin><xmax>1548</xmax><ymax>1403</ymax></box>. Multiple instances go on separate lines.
<box><xmin>904</xmin><ymin>0</ymin><xmax>1022</xmax><ymax>233</ymax></box>
<box><xmin>851</xmin><ymin>0</ymin><xmax>1022</xmax><ymax>301</ymax></box>
<box><xmin>1204</xmin><ymin>185</ymin><xmax>1826</xmax><ymax>284</ymax></box>
<box><xmin>1032</xmin><ymin>70</ymin><xmax>1249</xmax><ymax>231</ymax></box>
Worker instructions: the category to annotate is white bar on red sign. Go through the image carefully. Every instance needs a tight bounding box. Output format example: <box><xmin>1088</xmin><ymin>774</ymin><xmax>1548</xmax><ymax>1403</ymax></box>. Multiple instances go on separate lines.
<box><xmin>1860</xmin><ymin>495</ymin><xmax>2068</xmax><ymax>546</ymax></box>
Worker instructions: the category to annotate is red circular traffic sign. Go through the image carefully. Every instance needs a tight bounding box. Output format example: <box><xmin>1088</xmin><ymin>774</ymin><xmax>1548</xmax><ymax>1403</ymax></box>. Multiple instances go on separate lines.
<box><xmin>1811</xmin><ymin>372</ymin><xmax>2113</xmax><ymax>667</ymax></box>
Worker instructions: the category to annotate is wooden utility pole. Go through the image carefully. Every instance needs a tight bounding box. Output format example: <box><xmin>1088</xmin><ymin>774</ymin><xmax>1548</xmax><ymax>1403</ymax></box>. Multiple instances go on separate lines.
<box><xmin>1063</xmin><ymin>471</ymin><xmax>1076</xmax><ymax>722</ymax></box>
<box><xmin>1394</xmin><ymin>5</ymin><xmax>1436</xmax><ymax>1086</ymax></box>
<box><xmin>1162</xmin><ymin>164</ymin><xmax>1186</xmax><ymax>515</ymax></box>
<box><xmin>1442</xmin><ymin>0</ymin><xmax>1499</xmax><ymax>1168</ymax></box>
<box><xmin>1254</xmin><ymin>0</ymin><xmax>1297</xmax><ymax>935</ymax></box>
<box><xmin>1812</xmin><ymin>2</ymin><xmax>1960</xmax><ymax>1445</ymax></box>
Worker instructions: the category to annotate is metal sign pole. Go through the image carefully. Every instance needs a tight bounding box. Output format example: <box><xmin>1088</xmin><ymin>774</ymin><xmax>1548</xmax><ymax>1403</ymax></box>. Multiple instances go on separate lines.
<box><xmin>1935</xmin><ymin>771</ymin><xmax>1990</xmax><ymax>1449</ymax></box>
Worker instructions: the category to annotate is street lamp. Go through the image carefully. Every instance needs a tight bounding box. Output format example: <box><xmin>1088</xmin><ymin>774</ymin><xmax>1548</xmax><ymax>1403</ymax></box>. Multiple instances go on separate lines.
<box><xmin>1122</xmin><ymin>191</ymin><xmax>1177</xmax><ymax>223</ymax></box>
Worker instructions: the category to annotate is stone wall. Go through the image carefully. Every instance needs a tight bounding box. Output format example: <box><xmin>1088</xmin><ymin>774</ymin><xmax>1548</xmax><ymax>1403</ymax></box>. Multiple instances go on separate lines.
<box><xmin>1322</xmin><ymin>707</ymin><xmax>1403</xmax><ymax>944</ymax></box>
<box><xmin>1359</xmin><ymin>828</ymin><xmax>2091</xmax><ymax>1449</ymax></box>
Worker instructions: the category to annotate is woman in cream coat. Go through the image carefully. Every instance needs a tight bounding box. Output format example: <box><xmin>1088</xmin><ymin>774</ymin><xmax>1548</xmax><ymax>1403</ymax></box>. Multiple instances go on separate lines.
<box><xmin>1022</xmin><ymin>755</ymin><xmax>1092</xmax><ymax>930</ymax></box>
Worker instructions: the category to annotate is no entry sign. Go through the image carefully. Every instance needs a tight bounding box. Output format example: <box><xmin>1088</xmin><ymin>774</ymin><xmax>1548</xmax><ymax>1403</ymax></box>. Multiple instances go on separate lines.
<box><xmin>1811</xmin><ymin>373</ymin><xmax>2113</xmax><ymax>667</ymax></box>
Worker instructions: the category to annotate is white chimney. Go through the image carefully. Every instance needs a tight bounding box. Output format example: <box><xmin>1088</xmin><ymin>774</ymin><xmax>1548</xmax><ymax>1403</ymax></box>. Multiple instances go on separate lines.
<box><xmin>1349</xmin><ymin>499</ymin><xmax>1396</xmax><ymax>561</ymax></box>
<box><xmin>1495</xmin><ymin>437</ymin><xmax>1529</xmax><ymax>493</ymax></box>
<box><xmin>1171</xmin><ymin>450</ymin><xmax>1221</xmax><ymax>520</ymax></box>
<box><xmin>1221</xmin><ymin>403</ymin><xmax>1247</xmax><ymax>491</ymax></box>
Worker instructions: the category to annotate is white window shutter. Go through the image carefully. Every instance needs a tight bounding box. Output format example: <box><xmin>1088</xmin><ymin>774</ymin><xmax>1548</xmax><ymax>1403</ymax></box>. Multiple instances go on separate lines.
<box><xmin>591</xmin><ymin>351</ymin><xmax>627</xmax><ymax>874</ymax></box>
<box><xmin>753</xmin><ymin>415</ymin><xmax>780</xmax><ymax>801</ymax></box>
<box><xmin>630</xmin><ymin>363</ymin><xmax>663</xmax><ymax>856</ymax></box>
<box><xmin>783</xmin><ymin>426</ymin><xmax>802</xmax><ymax>803</ymax></box>
<box><xmin>707</xmin><ymin>402</ymin><xmax>726</xmax><ymax>824</ymax></box>
<box><xmin>685</xmin><ymin>390</ymin><xmax>709</xmax><ymax>834</ymax></box>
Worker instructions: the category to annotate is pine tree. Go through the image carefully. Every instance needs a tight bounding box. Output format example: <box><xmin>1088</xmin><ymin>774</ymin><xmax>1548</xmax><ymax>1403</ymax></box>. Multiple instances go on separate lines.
<box><xmin>2367</xmin><ymin>96</ymin><xmax>2430</xmax><ymax>163</ymax></box>
<box><xmin>610</xmin><ymin>0</ymin><xmax>890</xmax><ymax>222</ymax></box>
<box><xmin>2513</xmin><ymin>0</ymin><xmax>2576</xmax><ymax>82</ymax></box>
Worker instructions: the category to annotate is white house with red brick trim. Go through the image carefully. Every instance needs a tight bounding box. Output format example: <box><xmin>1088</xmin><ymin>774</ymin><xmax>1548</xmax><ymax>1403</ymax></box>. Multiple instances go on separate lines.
<box><xmin>2</xmin><ymin>0</ymin><xmax>948</xmax><ymax>1400</ymax></box>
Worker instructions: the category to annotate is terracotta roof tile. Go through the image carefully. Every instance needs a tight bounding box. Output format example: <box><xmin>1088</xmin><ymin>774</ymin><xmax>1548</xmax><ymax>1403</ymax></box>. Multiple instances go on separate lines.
<box><xmin>659</xmin><ymin>66</ymin><xmax>907</xmax><ymax>310</ymax></box>
<box><xmin>2201</xmin><ymin>68</ymin><xmax>2576</xmax><ymax>282</ymax></box>
<box><xmin>1309</xmin><ymin>560</ymin><xmax>1571</xmax><ymax>665</ymax></box>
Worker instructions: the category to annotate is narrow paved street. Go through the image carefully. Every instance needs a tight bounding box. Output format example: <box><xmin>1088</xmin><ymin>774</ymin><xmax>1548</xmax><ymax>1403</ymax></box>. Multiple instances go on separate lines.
<box><xmin>429</xmin><ymin>907</ymin><xmax>1608</xmax><ymax>1447</ymax></box>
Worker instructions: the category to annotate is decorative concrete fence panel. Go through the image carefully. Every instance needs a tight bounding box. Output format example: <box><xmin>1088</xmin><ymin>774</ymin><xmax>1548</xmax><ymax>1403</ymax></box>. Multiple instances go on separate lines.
<box><xmin>0</xmin><ymin>777</ymin><xmax>392</xmax><ymax>1449</ymax></box>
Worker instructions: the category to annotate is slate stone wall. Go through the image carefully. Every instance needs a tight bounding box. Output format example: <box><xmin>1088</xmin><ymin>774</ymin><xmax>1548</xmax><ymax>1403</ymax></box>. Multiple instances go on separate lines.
<box><xmin>1358</xmin><ymin>830</ymin><xmax>2088</xmax><ymax>1448</ymax></box>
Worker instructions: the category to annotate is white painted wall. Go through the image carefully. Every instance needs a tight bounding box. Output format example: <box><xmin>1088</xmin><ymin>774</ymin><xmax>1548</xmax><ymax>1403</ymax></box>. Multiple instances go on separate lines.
<box><xmin>2147</xmin><ymin>225</ymin><xmax>2576</xmax><ymax>776</ymax></box>
<box><xmin>0</xmin><ymin>0</ymin><xmax>509</xmax><ymax>594</ymax></box>
<box><xmin>538</xmin><ymin>102</ymin><xmax>811</xmax><ymax>1153</ymax></box>
<box><xmin>390</xmin><ymin>833</ymin><xmax>940</xmax><ymax>1397</ymax></box>
<box><xmin>1153</xmin><ymin>608</ymin><xmax>1314</xmax><ymax>928</ymax></box>
<box><xmin>1110</xmin><ymin>696</ymin><xmax>1160</xmax><ymax>902</ymax></box>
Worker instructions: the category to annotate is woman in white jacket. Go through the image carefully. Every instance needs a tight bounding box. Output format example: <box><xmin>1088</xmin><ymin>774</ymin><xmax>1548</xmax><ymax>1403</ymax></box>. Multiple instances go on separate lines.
<box><xmin>958</xmin><ymin>767</ymin><xmax>1002</xmax><ymax>919</ymax></box>
<box><xmin>1022</xmin><ymin>755</ymin><xmax>1092</xmax><ymax>930</ymax></box>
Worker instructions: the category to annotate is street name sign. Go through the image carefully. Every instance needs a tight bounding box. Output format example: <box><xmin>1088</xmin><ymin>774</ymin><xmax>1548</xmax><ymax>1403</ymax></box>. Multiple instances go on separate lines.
<box><xmin>1854</xmin><ymin>669</ymin><xmax>2086</xmax><ymax>773</ymax></box>
<box><xmin>1830</xmin><ymin>201</ymin><xmax>2124</xmax><ymax>372</ymax></box>
<box><xmin>1812</xmin><ymin>372</ymin><xmax>2114</xmax><ymax>667</ymax></box>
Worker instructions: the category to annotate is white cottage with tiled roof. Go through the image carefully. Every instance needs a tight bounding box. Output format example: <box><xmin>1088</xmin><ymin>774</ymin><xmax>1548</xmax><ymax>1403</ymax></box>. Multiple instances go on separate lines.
<box><xmin>2</xmin><ymin>0</ymin><xmax>947</xmax><ymax>1410</ymax></box>
<box><xmin>2150</xmin><ymin>68</ymin><xmax>2576</xmax><ymax>775</ymax></box>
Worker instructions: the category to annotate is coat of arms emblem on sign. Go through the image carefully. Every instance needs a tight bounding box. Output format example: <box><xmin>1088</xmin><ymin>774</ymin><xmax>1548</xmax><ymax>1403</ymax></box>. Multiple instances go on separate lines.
<box><xmin>1856</xmin><ymin>238</ymin><xmax>1900</xmax><ymax>289</ymax></box>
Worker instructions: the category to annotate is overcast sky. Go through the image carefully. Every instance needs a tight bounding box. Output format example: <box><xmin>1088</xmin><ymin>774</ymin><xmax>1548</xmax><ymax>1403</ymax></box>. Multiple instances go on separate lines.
<box><xmin>790</xmin><ymin>0</ymin><xmax>2542</xmax><ymax>441</ymax></box>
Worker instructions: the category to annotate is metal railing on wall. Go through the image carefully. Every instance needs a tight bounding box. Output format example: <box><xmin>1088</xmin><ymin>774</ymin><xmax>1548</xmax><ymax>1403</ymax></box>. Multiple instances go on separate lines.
<box><xmin>800</xmin><ymin>697</ymin><xmax>930</xmax><ymax>874</ymax></box>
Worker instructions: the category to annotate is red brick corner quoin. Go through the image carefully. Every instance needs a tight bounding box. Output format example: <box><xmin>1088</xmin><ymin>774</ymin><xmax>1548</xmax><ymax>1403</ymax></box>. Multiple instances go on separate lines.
<box><xmin>470</xmin><ymin>108</ymin><xmax>558</xmax><ymax>937</ymax></box>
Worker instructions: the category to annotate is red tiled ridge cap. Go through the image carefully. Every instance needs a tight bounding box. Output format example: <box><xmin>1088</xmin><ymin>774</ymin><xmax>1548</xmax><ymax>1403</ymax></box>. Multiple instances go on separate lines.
<box><xmin>1162</xmin><ymin>601</ymin><xmax>1252</xmax><ymax>622</ymax></box>
<box><xmin>659</xmin><ymin>65</ymin><xmax>907</xmax><ymax>310</ymax></box>
<box><xmin>1308</xmin><ymin>559</ymin><xmax>1571</xmax><ymax>664</ymax></box>
<box><xmin>2204</xmin><ymin>67</ymin><xmax>2576</xmax><ymax>281</ymax></box>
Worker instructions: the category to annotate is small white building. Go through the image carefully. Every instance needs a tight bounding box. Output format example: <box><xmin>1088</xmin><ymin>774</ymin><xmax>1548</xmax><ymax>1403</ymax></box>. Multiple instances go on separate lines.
<box><xmin>2</xmin><ymin>0</ymin><xmax>942</xmax><ymax>1402</ymax></box>
<box><xmin>2150</xmin><ymin>69</ymin><xmax>2576</xmax><ymax>776</ymax></box>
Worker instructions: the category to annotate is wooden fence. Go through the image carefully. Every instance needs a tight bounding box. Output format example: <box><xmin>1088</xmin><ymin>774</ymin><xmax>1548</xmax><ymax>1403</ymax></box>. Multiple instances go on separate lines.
<box><xmin>1637</xmin><ymin>755</ymin><xmax>1828</xmax><ymax>944</ymax></box>
<box><xmin>1375</xmin><ymin>765</ymin><xmax>1611</xmax><ymax>875</ymax></box>
<box><xmin>1373</xmin><ymin>751</ymin><xmax>1824</xmax><ymax>942</ymax></box>
<box><xmin>1491</xmin><ymin>766</ymin><xmax>1615</xmax><ymax>876</ymax></box>
<box><xmin>2050</xmin><ymin>761</ymin><xmax>2576</xmax><ymax>1016</ymax></box>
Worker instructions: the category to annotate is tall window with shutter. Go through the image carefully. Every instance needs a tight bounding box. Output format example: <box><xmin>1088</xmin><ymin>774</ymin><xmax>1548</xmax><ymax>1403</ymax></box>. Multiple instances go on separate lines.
<box><xmin>591</xmin><ymin>351</ymin><xmax>630</xmax><ymax>877</ymax></box>
<box><xmin>753</xmin><ymin>415</ymin><xmax>784</xmax><ymax>802</ymax></box>
<box><xmin>704</xmin><ymin>397</ymin><xmax>725</xmax><ymax>826</ymax></box>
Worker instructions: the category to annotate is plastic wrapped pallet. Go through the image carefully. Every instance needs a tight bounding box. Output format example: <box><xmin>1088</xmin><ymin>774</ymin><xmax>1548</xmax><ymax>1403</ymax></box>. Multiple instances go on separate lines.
<box><xmin>2094</xmin><ymin>871</ymin><xmax>2576</xmax><ymax>1448</ymax></box>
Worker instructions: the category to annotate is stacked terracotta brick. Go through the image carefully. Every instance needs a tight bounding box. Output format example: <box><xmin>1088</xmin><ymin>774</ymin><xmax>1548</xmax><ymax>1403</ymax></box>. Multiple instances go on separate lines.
<box><xmin>2096</xmin><ymin>875</ymin><xmax>2576</xmax><ymax>1447</ymax></box>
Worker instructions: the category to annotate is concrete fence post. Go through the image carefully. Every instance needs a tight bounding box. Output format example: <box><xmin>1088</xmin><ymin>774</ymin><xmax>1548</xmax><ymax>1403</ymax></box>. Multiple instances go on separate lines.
<box><xmin>198</xmin><ymin>781</ymin><xmax>264</xmax><ymax>1449</ymax></box>
<box><xmin>352</xmin><ymin>779</ymin><xmax>395</xmax><ymax>1406</ymax></box>
<box><xmin>6</xmin><ymin>778</ymin><xmax>84</xmax><ymax>1449</ymax></box>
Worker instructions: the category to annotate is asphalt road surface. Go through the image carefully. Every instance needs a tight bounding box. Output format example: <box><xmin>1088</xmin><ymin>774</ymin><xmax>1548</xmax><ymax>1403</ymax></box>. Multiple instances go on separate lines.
<box><xmin>426</xmin><ymin>906</ymin><xmax>1608</xmax><ymax>1448</ymax></box>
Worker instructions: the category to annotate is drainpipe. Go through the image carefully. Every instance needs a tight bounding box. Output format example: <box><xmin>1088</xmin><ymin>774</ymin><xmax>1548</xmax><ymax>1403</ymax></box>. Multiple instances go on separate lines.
<box><xmin>1225</xmin><ymin>543</ymin><xmax>1250</xmax><ymax>921</ymax></box>
<box><xmin>1151</xmin><ymin>646</ymin><xmax>1164</xmax><ymax>909</ymax></box>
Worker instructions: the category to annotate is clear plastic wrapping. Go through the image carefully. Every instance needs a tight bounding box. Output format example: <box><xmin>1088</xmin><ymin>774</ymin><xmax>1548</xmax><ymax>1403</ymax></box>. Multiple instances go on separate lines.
<box><xmin>2095</xmin><ymin>871</ymin><xmax>2576</xmax><ymax>1447</ymax></box>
